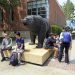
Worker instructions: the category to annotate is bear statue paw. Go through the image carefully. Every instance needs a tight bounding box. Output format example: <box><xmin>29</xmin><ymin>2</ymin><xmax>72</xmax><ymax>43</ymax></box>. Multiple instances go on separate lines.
<box><xmin>36</xmin><ymin>44</ymin><xmax>43</xmax><ymax>48</ymax></box>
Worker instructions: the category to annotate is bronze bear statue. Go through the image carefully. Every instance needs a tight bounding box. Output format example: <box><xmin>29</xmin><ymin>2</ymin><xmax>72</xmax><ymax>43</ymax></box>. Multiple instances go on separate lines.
<box><xmin>22</xmin><ymin>15</ymin><xmax>51</xmax><ymax>48</ymax></box>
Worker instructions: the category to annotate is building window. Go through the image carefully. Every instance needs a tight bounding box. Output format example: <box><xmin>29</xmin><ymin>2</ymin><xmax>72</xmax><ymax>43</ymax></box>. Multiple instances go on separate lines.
<box><xmin>9</xmin><ymin>8</ymin><xmax>14</xmax><ymax>23</ymax></box>
<box><xmin>27</xmin><ymin>0</ymin><xmax>49</xmax><ymax>18</ymax></box>
<box><xmin>0</xmin><ymin>10</ymin><xmax>3</xmax><ymax>23</ymax></box>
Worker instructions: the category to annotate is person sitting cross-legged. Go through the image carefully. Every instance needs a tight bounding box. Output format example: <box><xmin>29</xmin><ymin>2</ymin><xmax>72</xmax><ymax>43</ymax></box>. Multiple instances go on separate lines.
<box><xmin>0</xmin><ymin>33</ymin><xmax>12</xmax><ymax>62</ymax></box>
<box><xmin>12</xmin><ymin>32</ymin><xmax>25</xmax><ymax>65</ymax></box>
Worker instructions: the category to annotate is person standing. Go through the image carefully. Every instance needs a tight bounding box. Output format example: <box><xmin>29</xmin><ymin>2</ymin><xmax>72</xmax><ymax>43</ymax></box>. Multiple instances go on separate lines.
<box><xmin>58</xmin><ymin>28</ymin><xmax>72</xmax><ymax>64</ymax></box>
<box><xmin>59</xmin><ymin>28</ymin><xmax>65</xmax><ymax>42</ymax></box>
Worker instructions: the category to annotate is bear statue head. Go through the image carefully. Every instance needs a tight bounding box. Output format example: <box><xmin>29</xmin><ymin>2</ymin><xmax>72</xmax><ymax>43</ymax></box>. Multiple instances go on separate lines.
<box><xmin>21</xmin><ymin>15</ymin><xmax>34</xmax><ymax>27</ymax></box>
<box><xmin>21</xmin><ymin>15</ymin><xmax>43</xmax><ymax>31</ymax></box>
<box><xmin>21</xmin><ymin>15</ymin><xmax>43</xmax><ymax>26</ymax></box>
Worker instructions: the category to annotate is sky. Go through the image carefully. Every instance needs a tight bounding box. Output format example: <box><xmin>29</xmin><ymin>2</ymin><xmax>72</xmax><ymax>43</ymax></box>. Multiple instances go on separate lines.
<box><xmin>57</xmin><ymin>0</ymin><xmax>75</xmax><ymax>6</ymax></box>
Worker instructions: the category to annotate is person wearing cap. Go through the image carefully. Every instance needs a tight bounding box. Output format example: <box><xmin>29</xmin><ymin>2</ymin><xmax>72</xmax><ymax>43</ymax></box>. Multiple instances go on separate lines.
<box><xmin>0</xmin><ymin>33</ymin><xmax>12</xmax><ymax>62</ymax></box>
<box><xmin>58</xmin><ymin>27</ymin><xmax>72</xmax><ymax>64</ymax></box>
<box><xmin>45</xmin><ymin>33</ymin><xmax>58</xmax><ymax>58</ymax></box>
<box><xmin>15</xmin><ymin>32</ymin><xmax>25</xmax><ymax>64</ymax></box>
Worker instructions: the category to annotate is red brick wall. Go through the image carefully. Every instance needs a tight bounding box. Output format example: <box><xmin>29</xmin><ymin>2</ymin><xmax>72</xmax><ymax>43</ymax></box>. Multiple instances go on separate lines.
<box><xmin>49</xmin><ymin>0</ymin><xmax>66</xmax><ymax>27</ymax></box>
<box><xmin>10</xmin><ymin>0</ymin><xmax>28</xmax><ymax>30</ymax></box>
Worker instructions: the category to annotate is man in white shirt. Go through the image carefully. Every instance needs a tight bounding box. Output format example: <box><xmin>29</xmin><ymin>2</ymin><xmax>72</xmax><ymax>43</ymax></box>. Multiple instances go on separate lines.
<box><xmin>1</xmin><ymin>33</ymin><xmax>12</xmax><ymax>62</ymax></box>
<box><xmin>59</xmin><ymin>28</ymin><xmax>65</xmax><ymax>43</ymax></box>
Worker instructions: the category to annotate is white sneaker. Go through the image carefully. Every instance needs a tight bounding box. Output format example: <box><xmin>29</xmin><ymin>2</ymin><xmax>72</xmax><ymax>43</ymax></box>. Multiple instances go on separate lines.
<box><xmin>18</xmin><ymin>61</ymin><xmax>25</xmax><ymax>65</ymax></box>
<box><xmin>51</xmin><ymin>58</ymin><xmax>56</xmax><ymax>61</ymax></box>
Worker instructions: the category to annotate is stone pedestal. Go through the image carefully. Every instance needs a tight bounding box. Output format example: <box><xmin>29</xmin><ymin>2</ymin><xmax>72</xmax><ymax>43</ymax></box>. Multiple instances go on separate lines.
<box><xmin>4</xmin><ymin>42</ymin><xmax>52</xmax><ymax>65</ymax></box>
<box><xmin>22</xmin><ymin>42</ymin><xmax>52</xmax><ymax>65</ymax></box>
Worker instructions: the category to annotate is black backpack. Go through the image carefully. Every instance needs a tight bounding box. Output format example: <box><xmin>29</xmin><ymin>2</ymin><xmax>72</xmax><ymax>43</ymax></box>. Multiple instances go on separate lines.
<box><xmin>10</xmin><ymin>52</ymin><xmax>18</xmax><ymax>66</ymax></box>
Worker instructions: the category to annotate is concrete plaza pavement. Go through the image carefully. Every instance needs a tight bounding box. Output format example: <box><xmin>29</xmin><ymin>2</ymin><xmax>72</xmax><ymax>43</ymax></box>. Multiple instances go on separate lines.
<box><xmin>0</xmin><ymin>40</ymin><xmax>75</xmax><ymax>75</ymax></box>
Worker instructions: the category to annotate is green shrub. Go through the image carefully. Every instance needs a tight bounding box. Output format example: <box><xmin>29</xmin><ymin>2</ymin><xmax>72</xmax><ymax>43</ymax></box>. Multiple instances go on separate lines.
<box><xmin>51</xmin><ymin>25</ymin><xmax>62</xmax><ymax>35</ymax></box>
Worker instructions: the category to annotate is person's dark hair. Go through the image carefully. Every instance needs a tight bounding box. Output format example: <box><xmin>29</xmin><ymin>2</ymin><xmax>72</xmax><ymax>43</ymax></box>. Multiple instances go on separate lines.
<box><xmin>64</xmin><ymin>27</ymin><xmax>69</xmax><ymax>31</ymax></box>
<box><xmin>54</xmin><ymin>33</ymin><xmax>57</xmax><ymax>36</ymax></box>
<box><xmin>3</xmin><ymin>30</ymin><xmax>6</xmax><ymax>33</ymax></box>
<box><xmin>49</xmin><ymin>33</ymin><xmax>54</xmax><ymax>36</ymax></box>
<box><xmin>63</xmin><ymin>27</ymin><xmax>65</xmax><ymax>29</ymax></box>
<box><xmin>14</xmin><ymin>31</ymin><xmax>17</xmax><ymax>34</ymax></box>
<box><xmin>16</xmin><ymin>32</ymin><xmax>20</xmax><ymax>36</ymax></box>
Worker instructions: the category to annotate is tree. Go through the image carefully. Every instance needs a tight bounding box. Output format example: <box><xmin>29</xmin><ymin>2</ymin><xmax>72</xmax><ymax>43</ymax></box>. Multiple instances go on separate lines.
<box><xmin>0</xmin><ymin>0</ymin><xmax>20</xmax><ymax>30</ymax></box>
<box><xmin>51</xmin><ymin>25</ymin><xmax>62</xmax><ymax>35</ymax></box>
<box><xmin>62</xmin><ymin>0</ymin><xmax>74</xmax><ymax>20</ymax></box>
<box><xmin>0</xmin><ymin>0</ymin><xmax>20</xmax><ymax>11</ymax></box>
<box><xmin>0</xmin><ymin>0</ymin><xmax>20</xmax><ymax>23</ymax></box>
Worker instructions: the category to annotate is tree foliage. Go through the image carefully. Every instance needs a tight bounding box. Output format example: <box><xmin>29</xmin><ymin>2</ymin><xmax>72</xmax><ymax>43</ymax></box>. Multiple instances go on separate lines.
<box><xmin>51</xmin><ymin>25</ymin><xmax>62</xmax><ymax>35</ymax></box>
<box><xmin>0</xmin><ymin>0</ymin><xmax>9</xmax><ymax>10</ymax></box>
<box><xmin>0</xmin><ymin>0</ymin><xmax>20</xmax><ymax>11</ymax></box>
<box><xmin>62</xmin><ymin>0</ymin><xmax>74</xmax><ymax>20</ymax></box>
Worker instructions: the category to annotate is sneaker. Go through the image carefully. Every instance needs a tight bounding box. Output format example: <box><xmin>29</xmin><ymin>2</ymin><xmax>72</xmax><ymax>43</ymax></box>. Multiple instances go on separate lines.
<box><xmin>54</xmin><ymin>57</ymin><xmax>57</xmax><ymax>59</ymax></box>
<box><xmin>65</xmin><ymin>61</ymin><xmax>70</xmax><ymax>64</ymax></box>
<box><xmin>51</xmin><ymin>58</ymin><xmax>56</xmax><ymax>61</ymax></box>
<box><xmin>58</xmin><ymin>59</ymin><xmax>61</xmax><ymax>62</ymax></box>
<box><xmin>1</xmin><ymin>57</ymin><xmax>6</xmax><ymax>62</ymax></box>
<box><xmin>18</xmin><ymin>61</ymin><xmax>25</xmax><ymax>65</ymax></box>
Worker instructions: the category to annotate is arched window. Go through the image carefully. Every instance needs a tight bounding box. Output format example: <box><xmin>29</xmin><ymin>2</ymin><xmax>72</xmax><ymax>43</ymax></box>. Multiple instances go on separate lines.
<box><xmin>9</xmin><ymin>8</ymin><xmax>14</xmax><ymax>23</ymax></box>
<box><xmin>0</xmin><ymin>9</ymin><xmax>3</xmax><ymax>23</ymax></box>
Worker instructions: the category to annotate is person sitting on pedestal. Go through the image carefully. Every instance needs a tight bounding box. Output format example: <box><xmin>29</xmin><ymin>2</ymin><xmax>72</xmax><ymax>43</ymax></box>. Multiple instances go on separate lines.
<box><xmin>45</xmin><ymin>33</ymin><xmax>58</xmax><ymax>59</ymax></box>
<box><xmin>0</xmin><ymin>33</ymin><xmax>12</xmax><ymax>62</ymax></box>
<box><xmin>12</xmin><ymin>32</ymin><xmax>25</xmax><ymax>65</ymax></box>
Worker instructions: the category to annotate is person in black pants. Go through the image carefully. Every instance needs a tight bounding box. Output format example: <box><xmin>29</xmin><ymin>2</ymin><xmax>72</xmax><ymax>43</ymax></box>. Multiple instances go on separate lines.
<box><xmin>58</xmin><ymin>28</ymin><xmax>72</xmax><ymax>64</ymax></box>
<box><xmin>58</xmin><ymin>42</ymin><xmax>70</xmax><ymax>63</ymax></box>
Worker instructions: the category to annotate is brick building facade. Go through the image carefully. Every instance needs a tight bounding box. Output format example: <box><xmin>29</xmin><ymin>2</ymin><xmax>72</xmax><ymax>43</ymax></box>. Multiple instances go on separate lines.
<box><xmin>0</xmin><ymin>0</ymin><xmax>66</xmax><ymax>31</ymax></box>
<box><xmin>0</xmin><ymin>0</ymin><xmax>27</xmax><ymax>31</ymax></box>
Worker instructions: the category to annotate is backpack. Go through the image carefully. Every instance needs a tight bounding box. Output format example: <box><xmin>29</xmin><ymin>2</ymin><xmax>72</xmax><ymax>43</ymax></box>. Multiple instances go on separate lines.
<box><xmin>10</xmin><ymin>52</ymin><xmax>18</xmax><ymax>66</ymax></box>
<box><xmin>63</xmin><ymin>32</ymin><xmax>71</xmax><ymax>43</ymax></box>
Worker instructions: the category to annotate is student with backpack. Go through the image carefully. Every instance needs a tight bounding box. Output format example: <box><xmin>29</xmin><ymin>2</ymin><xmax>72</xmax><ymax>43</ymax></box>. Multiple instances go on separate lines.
<box><xmin>58</xmin><ymin>27</ymin><xmax>72</xmax><ymax>64</ymax></box>
<box><xmin>10</xmin><ymin>32</ymin><xmax>25</xmax><ymax>66</ymax></box>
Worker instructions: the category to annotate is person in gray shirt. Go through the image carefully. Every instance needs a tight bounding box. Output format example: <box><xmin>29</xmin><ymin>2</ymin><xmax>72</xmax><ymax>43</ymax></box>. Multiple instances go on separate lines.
<box><xmin>0</xmin><ymin>33</ymin><xmax>12</xmax><ymax>62</ymax></box>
